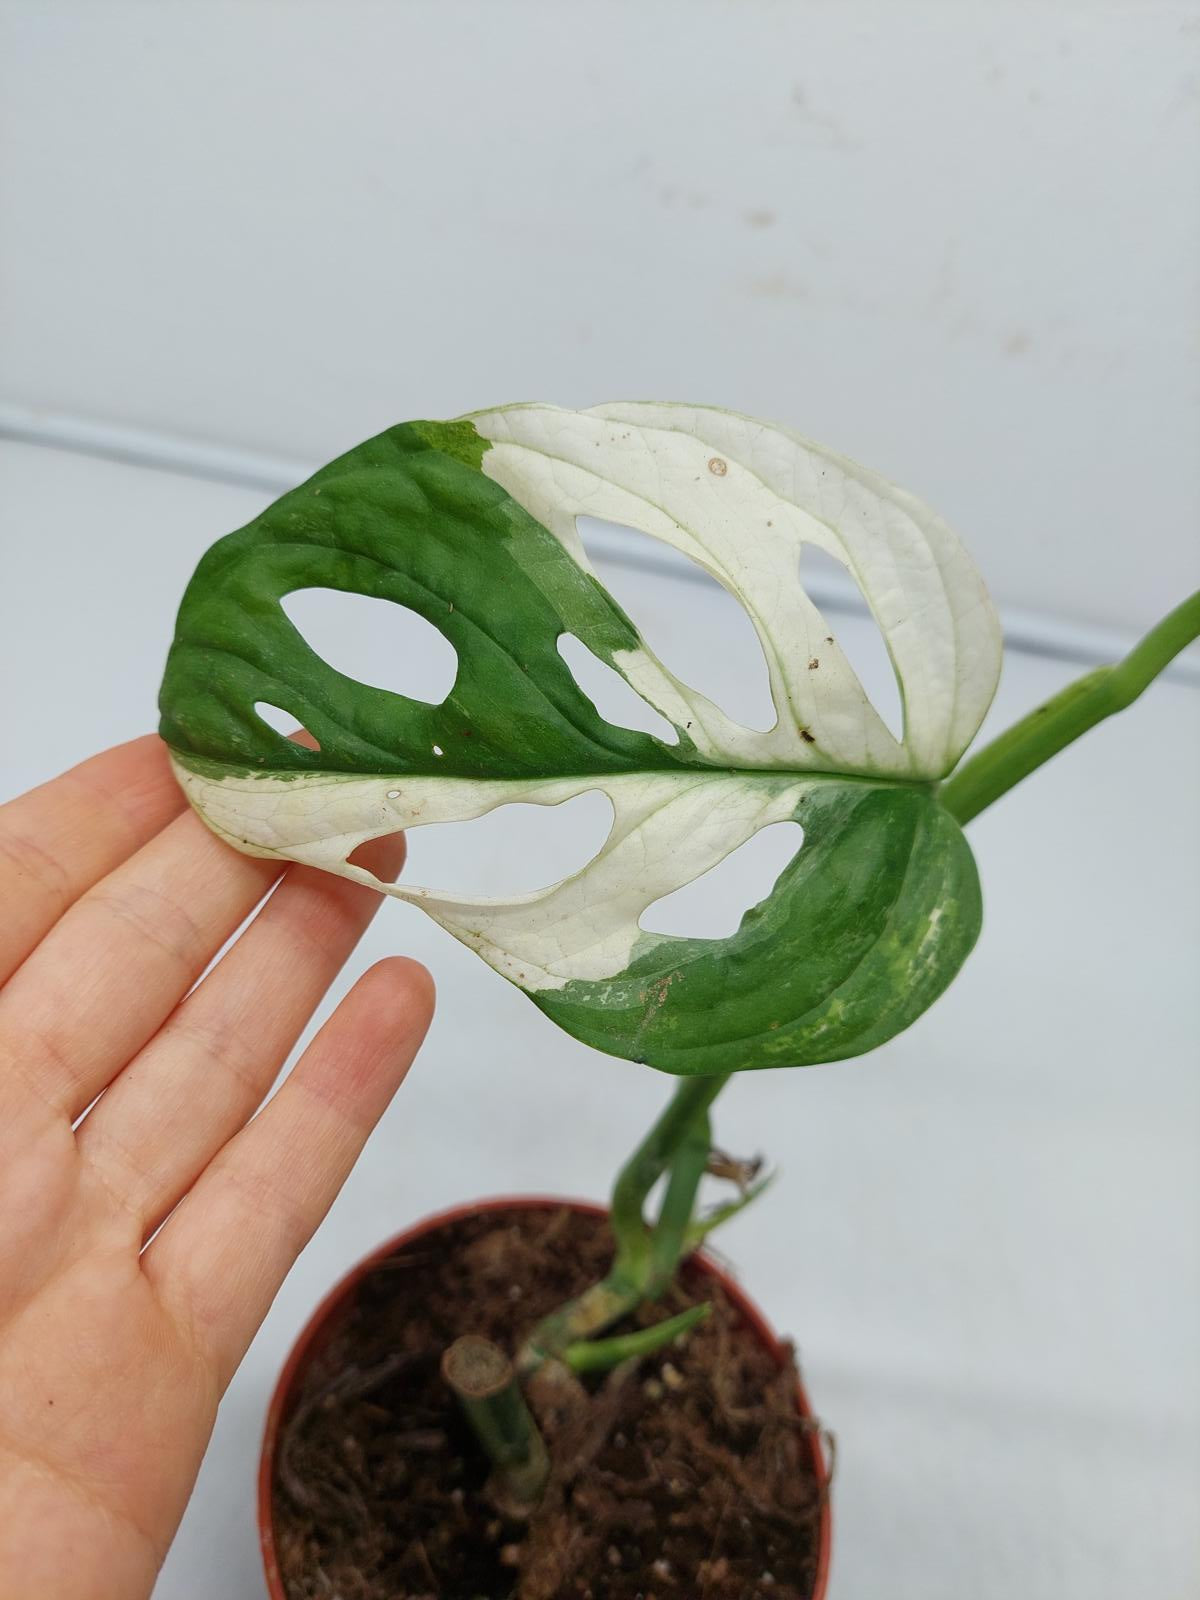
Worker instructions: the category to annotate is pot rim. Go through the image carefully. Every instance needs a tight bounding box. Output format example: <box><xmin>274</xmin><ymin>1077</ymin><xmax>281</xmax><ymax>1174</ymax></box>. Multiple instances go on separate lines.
<box><xmin>258</xmin><ymin>1192</ymin><xmax>832</xmax><ymax>1599</ymax></box>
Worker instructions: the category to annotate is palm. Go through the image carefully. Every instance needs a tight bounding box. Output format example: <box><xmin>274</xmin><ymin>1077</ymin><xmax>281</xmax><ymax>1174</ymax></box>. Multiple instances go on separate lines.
<box><xmin>1</xmin><ymin>1202</ymin><xmax>213</xmax><ymax>1598</ymax></box>
<box><xmin>0</xmin><ymin>737</ymin><xmax>433</xmax><ymax>1599</ymax></box>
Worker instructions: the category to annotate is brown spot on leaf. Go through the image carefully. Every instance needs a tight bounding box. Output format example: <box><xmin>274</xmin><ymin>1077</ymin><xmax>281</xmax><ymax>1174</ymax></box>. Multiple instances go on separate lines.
<box><xmin>808</xmin><ymin>657</ymin><xmax>819</xmax><ymax>670</ymax></box>
<box><xmin>708</xmin><ymin>456</ymin><xmax>728</xmax><ymax>477</ymax></box>
<box><xmin>800</xmin><ymin>729</ymin><xmax>816</xmax><ymax>744</ymax></box>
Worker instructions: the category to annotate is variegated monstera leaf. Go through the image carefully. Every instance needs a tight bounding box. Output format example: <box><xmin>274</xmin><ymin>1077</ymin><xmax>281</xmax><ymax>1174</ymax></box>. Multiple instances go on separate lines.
<box><xmin>159</xmin><ymin>404</ymin><xmax>1002</xmax><ymax>1075</ymax></box>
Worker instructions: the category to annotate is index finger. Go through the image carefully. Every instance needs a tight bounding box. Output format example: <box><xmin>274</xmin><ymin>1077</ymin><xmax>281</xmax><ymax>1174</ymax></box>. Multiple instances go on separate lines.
<box><xmin>0</xmin><ymin>736</ymin><xmax>185</xmax><ymax>986</ymax></box>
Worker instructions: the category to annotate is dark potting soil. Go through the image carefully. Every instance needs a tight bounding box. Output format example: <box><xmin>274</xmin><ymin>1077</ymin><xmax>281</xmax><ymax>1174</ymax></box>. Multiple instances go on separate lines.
<box><xmin>272</xmin><ymin>1207</ymin><xmax>825</xmax><ymax>1600</ymax></box>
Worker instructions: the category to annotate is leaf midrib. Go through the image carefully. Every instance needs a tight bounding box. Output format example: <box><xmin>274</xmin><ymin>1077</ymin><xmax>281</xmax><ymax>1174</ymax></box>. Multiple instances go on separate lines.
<box><xmin>169</xmin><ymin>748</ymin><xmax>940</xmax><ymax>796</ymax></box>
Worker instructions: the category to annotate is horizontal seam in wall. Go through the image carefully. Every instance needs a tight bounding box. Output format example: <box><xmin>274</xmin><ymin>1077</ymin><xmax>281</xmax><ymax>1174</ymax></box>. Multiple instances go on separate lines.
<box><xmin>2</xmin><ymin>402</ymin><xmax>1196</xmax><ymax>687</ymax></box>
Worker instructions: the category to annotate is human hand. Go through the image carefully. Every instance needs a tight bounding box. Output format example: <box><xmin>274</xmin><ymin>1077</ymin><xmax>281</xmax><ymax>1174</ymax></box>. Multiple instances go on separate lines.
<box><xmin>0</xmin><ymin>736</ymin><xmax>434</xmax><ymax>1599</ymax></box>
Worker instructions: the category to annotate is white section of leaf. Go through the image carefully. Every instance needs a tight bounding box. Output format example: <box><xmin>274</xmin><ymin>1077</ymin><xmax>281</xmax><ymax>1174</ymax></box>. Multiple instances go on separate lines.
<box><xmin>800</xmin><ymin>544</ymin><xmax>905</xmax><ymax>741</ymax></box>
<box><xmin>173</xmin><ymin>760</ymin><xmax>810</xmax><ymax>992</ymax></box>
<box><xmin>470</xmin><ymin>402</ymin><xmax>1002</xmax><ymax>779</ymax></box>
<box><xmin>580</xmin><ymin>516</ymin><xmax>777</xmax><ymax>731</ymax></box>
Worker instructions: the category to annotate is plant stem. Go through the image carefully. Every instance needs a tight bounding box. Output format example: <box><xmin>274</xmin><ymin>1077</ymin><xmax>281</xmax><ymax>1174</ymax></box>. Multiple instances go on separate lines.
<box><xmin>562</xmin><ymin>1303</ymin><xmax>711</xmax><ymax>1374</ymax></box>
<box><xmin>518</xmin><ymin>1276</ymin><xmax>644</xmax><ymax>1373</ymax></box>
<box><xmin>441</xmin><ymin>1335</ymin><xmax>549</xmax><ymax>1509</ymax></box>
<box><xmin>610</xmin><ymin>1074</ymin><xmax>731</xmax><ymax>1285</ymax></box>
<box><xmin>941</xmin><ymin>590</ymin><xmax>1200</xmax><ymax>825</ymax></box>
<box><xmin>646</xmin><ymin>1108</ymin><xmax>711</xmax><ymax>1297</ymax></box>
<box><xmin>520</xmin><ymin>1073</ymin><xmax>730</xmax><ymax>1370</ymax></box>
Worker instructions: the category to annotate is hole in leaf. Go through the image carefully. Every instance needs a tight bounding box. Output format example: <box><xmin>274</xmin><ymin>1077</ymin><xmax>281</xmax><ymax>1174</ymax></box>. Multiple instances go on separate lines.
<box><xmin>558</xmin><ymin>635</ymin><xmax>678</xmax><ymax>744</ymax></box>
<box><xmin>344</xmin><ymin>833</ymin><xmax>408</xmax><ymax>875</ymax></box>
<box><xmin>281</xmin><ymin>588</ymin><xmax>458</xmax><ymax>705</ymax></box>
<box><xmin>800</xmin><ymin>546</ymin><xmax>904</xmax><ymax>741</ymax></box>
<box><xmin>254</xmin><ymin>701</ymin><xmax>299</xmax><ymax>736</ymax></box>
<box><xmin>253</xmin><ymin>703</ymin><xmax>321</xmax><ymax>748</ymax></box>
<box><xmin>639</xmin><ymin>820</ymin><xmax>803</xmax><ymax>939</ymax></box>
<box><xmin>393</xmin><ymin>789</ymin><xmax>615</xmax><ymax>897</ymax></box>
<box><xmin>576</xmin><ymin>516</ymin><xmax>777</xmax><ymax>732</ymax></box>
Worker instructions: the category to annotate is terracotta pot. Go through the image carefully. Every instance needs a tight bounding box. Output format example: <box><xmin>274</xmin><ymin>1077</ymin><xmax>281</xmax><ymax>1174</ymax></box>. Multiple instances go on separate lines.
<box><xmin>258</xmin><ymin>1195</ymin><xmax>832</xmax><ymax>1598</ymax></box>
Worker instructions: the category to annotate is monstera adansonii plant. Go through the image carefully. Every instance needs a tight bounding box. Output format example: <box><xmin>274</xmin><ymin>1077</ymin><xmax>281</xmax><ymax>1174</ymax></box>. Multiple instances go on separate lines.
<box><xmin>158</xmin><ymin>402</ymin><xmax>1199</xmax><ymax>1503</ymax></box>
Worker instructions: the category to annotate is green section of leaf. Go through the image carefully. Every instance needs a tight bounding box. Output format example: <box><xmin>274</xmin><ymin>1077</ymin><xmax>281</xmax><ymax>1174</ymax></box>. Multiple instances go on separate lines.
<box><xmin>407</xmin><ymin>416</ymin><xmax>489</xmax><ymax>471</ymax></box>
<box><xmin>159</xmin><ymin>420</ymin><xmax>681</xmax><ymax>779</ymax></box>
<box><xmin>534</xmin><ymin>784</ymin><xmax>980</xmax><ymax>1074</ymax></box>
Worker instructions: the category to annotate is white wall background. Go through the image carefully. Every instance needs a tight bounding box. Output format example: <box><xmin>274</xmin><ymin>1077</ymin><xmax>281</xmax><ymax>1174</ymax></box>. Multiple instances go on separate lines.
<box><xmin>2</xmin><ymin>0</ymin><xmax>1198</xmax><ymax>632</ymax></box>
<box><xmin>2</xmin><ymin>5</ymin><xmax>1199</xmax><ymax>1600</ymax></box>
